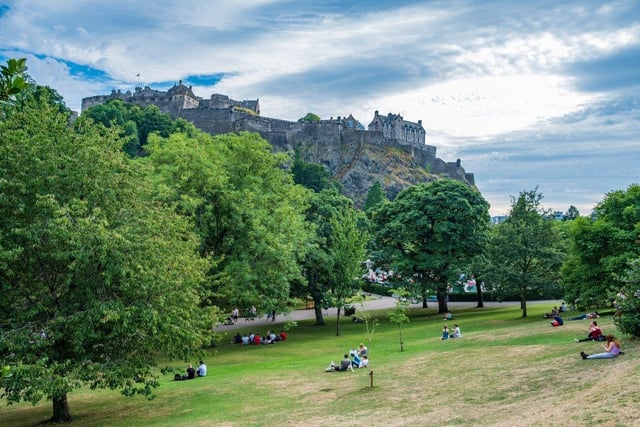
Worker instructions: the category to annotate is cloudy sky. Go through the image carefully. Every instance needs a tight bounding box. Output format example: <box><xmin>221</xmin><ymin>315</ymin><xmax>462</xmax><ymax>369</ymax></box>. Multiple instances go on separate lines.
<box><xmin>1</xmin><ymin>0</ymin><xmax>639</xmax><ymax>216</ymax></box>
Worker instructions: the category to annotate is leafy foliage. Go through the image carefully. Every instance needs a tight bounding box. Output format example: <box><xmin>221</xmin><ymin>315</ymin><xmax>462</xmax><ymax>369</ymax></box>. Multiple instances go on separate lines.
<box><xmin>364</xmin><ymin>181</ymin><xmax>388</xmax><ymax>213</ymax></box>
<box><xmin>291</xmin><ymin>157</ymin><xmax>341</xmax><ymax>193</ymax></box>
<box><xmin>0</xmin><ymin>91</ymin><xmax>213</xmax><ymax>421</ymax></box>
<box><xmin>561</xmin><ymin>184</ymin><xmax>640</xmax><ymax>335</ymax></box>
<box><xmin>144</xmin><ymin>130</ymin><xmax>312</xmax><ymax>315</ymax></box>
<box><xmin>0</xmin><ymin>58</ymin><xmax>28</xmax><ymax>102</ymax></box>
<box><xmin>297</xmin><ymin>189</ymin><xmax>367</xmax><ymax>328</ymax></box>
<box><xmin>297</xmin><ymin>112</ymin><xmax>321</xmax><ymax>123</ymax></box>
<box><xmin>371</xmin><ymin>179</ymin><xmax>490</xmax><ymax>313</ymax></box>
<box><xmin>82</xmin><ymin>99</ymin><xmax>174</xmax><ymax>156</ymax></box>
<box><xmin>485</xmin><ymin>189</ymin><xmax>565</xmax><ymax>317</ymax></box>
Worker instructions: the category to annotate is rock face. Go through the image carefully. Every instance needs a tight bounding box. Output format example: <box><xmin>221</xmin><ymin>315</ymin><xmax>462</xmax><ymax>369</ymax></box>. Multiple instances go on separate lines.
<box><xmin>283</xmin><ymin>127</ymin><xmax>436</xmax><ymax>207</ymax></box>
<box><xmin>82</xmin><ymin>84</ymin><xmax>476</xmax><ymax>207</ymax></box>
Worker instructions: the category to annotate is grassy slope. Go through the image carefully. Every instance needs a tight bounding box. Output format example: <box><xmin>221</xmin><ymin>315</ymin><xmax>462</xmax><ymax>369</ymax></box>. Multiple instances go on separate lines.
<box><xmin>1</xmin><ymin>303</ymin><xmax>638</xmax><ymax>427</ymax></box>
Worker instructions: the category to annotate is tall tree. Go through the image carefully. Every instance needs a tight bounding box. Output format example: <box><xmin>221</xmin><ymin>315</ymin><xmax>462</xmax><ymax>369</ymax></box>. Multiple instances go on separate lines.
<box><xmin>562</xmin><ymin>184</ymin><xmax>640</xmax><ymax>315</ymax></box>
<box><xmin>485</xmin><ymin>189</ymin><xmax>564</xmax><ymax>317</ymax></box>
<box><xmin>364</xmin><ymin>181</ymin><xmax>388</xmax><ymax>213</ymax></box>
<box><xmin>616</xmin><ymin>258</ymin><xmax>640</xmax><ymax>337</ymax></box>
<box><xmin>371</xmin><ymin>179</ymin><xmax>490</xmax><ymax>313</ymax></box>
<box><xmin>297</xmin><ymin>189</ymin><xmax>367</xmax><ymax>327</ymax></box>
<box><xmin>145</xmin><ymin>130</ymin><xmax>312</xmax><ymax>316</ymax></box>
<box><xmin>0</xmin><ymin>89</ymin><xmax>212</xmax><ymax>422</ymax></box>
<box><xmin>564</xmin><ymin>205</ymin><xmax>580</xmax><ymax>220</ymax></box>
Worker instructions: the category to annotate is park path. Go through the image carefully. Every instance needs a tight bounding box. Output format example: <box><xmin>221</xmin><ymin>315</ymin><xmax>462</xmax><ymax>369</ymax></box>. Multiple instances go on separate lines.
<box><xmin>215</xmin><ymin>296</ymin><xmax>554</xmax><ymax>332</ymax></box>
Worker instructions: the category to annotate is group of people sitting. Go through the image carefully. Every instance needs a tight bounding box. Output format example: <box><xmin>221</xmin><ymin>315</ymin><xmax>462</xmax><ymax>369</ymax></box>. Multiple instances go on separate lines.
<box><xmin>174</xmin><ymin>360</ymin><xmax>207</xmax><ymax>381</ymax></box>
<box><xmin>573</xmin><ymin>319</ymin><xmax>624</xmax><ymax>359</ymax></box>
<box><xmin>543</xmin><ymin>302</ymin><xmax>568</xmax><ymax>319</ymax></box>
<box><xmin>325</xmin><ymin>343</ymin><xmax>369</xmax><ymax>372</ymax></box>
<box><xmin>233</xmin><ymin>330</ymin><xmax>287</xmax><ymax>345</ymax></box>
<box><xmin>441</xmin><ymin>324</ymin><xmax>462</xmax><ymax>340</ymax></box>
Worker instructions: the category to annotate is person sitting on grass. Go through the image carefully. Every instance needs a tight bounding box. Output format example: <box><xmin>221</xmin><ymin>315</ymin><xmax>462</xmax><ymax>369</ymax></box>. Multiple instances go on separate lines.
<box><xmin>279</xmin><ymin>330</ymin><xmax>287</xmax><ymax>341</ymax></box>
<box><xmin>232</xmin><ymin>332</ymin><xmax>242</xmax><ymax>344</ymax></box>
<box><xmin>336</xmin><ymin>354</ymin><xmax>354</xmax><ymax>371</ymax></box>
<box><xmin>196</xmin><ymin>360</ymin><xmax>207</xmax><ymax>377</ymax></box>
<box><xmin>581</xmin><ymin>335</ymin><xmax>622</xmax><ymax>359</ymax></box>
<box><xmin>179</xmin><ymin>364</ymin><xmax>196</xmax><ymax>380</ymax></box>
<box><xmin>358</xmin><ymin>343</ymin><xmax>368</xmax><ymax>357</ymax></box>
<box><xmin>450</xmin><ymin>324</ymin><xmax>462</xmax><ymax>338</ymax></box>
<box><xmin>550</xmin><ymin>314</ymin><xmax>564</xmax><ymax>327</ymax></box>
<box><xmin>359</xmin><ymin>355</ymin><xmax>369</xmax><ymax>368</ymax></box>
<box><xmin>443</xmin><ymin>311</ymin><xmax>453</xmax><ymax>320</ymax></box>
<box><xmin>441</xmin><ymin>325</ymin><xmax>449</xmax><ymax>340</ymax></box>
<box><xmin>574</xmin><ymin>321</ymin><xmax>603</xmax><ymax>342</ymax></box>
<box><xmin>349</xmin><ymin>349</ymin><xmax>361</xmax><ymax>367</ymax></box>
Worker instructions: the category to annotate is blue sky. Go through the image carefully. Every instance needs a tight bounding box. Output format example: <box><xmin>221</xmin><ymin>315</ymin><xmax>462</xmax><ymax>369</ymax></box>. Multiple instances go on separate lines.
<box><xmin>1</xmin><ymin>0</ymin><xmax>638</xmax><ymax>216</ymax></box>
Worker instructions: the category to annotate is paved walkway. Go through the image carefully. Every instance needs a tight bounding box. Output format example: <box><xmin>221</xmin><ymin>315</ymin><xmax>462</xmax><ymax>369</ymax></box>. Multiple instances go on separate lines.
<box><xmin>215</xmin><ymin>296</ymin><xmax>553</xmax><ymax>331</ymax></box>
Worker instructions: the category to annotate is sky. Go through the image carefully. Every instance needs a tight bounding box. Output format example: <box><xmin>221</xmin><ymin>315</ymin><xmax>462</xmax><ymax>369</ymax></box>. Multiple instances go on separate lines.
<box><xmin>1</xmin><ymin>0</ymin><xmax>639</xmax><ymax>216</ymax></box>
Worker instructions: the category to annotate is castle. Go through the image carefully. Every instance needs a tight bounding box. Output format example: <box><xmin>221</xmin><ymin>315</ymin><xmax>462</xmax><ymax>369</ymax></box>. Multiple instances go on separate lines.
<box><xmin>82</xmin><ymin>82</ymin><xmax>475</xmax><ymax>195</ymax></box>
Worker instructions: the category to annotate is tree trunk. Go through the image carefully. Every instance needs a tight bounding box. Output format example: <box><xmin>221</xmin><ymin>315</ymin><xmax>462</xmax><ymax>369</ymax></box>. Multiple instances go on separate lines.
<box><xmin>475</xmin><ymin>277</ymin><xmax>484</xmax><ymax>308</ymax></box>
<box><xmin>520</xmin><ymin>290</ymin><xmax>528</xmax><ymax>318</ymax></box>
<box><xmin>335</xmin><ymin>307</ymin><xmax>341</xmax><ymax>336</ymax></box>
<box><xmin>52</xmin><ymin>393</ymin><xmax>72</xmax><ymax>423</ymax></box>
<box><xmin>312</xmin><ymin>293</ymin><xmax>325</xmax><ymax>325</ymax></box>
<box><xmin>313</xmin><ymin>303</ymin><xmax>325</xmax><ymax>325</ymax></box>
<box><xmin>437</xmin><ymin>292</ymin><xmax>448</xmax><ymax>314</ymax></box>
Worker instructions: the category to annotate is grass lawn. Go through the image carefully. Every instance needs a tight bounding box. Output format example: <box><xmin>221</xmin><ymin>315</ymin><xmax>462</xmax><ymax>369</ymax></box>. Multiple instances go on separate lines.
<box><xmin>1</xmin><ymin>303</ymin><xmax>638</xmax><ymax>426</ymax></box>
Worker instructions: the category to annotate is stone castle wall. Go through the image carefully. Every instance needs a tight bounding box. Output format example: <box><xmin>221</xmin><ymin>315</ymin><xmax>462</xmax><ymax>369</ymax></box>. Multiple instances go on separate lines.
<box><xmin>81</xmin><ymin>88</ymin><xmax>474</xmax><ymax>186</ymax></box>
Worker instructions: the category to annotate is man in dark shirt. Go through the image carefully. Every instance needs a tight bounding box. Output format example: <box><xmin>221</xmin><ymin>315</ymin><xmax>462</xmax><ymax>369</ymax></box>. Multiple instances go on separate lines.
<box><xmin>182</xmin><ymin>364</ymin><xmax>196</xmax><ymax>380</ymax></box>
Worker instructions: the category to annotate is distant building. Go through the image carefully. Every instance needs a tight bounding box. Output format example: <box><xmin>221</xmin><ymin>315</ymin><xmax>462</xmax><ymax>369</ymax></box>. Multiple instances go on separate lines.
<box><xmin>368</xmin><ymin>111</ymin><xmax>426</xmax><ymax>144</ymax></box>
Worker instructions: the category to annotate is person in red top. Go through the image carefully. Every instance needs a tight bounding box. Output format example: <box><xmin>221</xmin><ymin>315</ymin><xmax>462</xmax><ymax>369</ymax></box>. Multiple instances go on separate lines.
<box><xmin>575</xmin><ymin>321</ymin><xmax>603</xmax><ymax>342</ymax></box>
<box><xmin>279</xmin><ymin>330</ymin><xmax>287</xmax><ymax>341</ymax></box>
<box><xmin>253</xmin><ymin>333</ymin><xmax>261</xmax><ymax>345</ymax></box>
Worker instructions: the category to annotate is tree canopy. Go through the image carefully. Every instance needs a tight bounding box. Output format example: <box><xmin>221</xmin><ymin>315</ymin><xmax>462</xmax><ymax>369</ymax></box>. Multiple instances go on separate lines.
<box><xmin>297</xmin><ymin>112</ymin><xmax>321</xmax><ymax>123</ymax></box>
<box><xmin>144</xmin><ymin>130</ymin><xmax>313</xmax><ymax>316</ymax></box>
<box><xmin>485</xmin><ymin>189</ymin><xmax>564</xmax><ymax>317</ymax></box>
<box><xmin>0</xmin><ymin>89</ymin><xmax>213</xmax><ymax>422</ymax></box>
<box><xmin>561</xmin><ymin>184</ymin><xmax>640</xmax><ymax>335</ymax></box>
<box><xmin>371</xmin><ymin>179</ymin><xmax>490</xmax><ymax>313</ymax></box>
<box><xmin>83</xmin><ymin>99</ymin><xmax>175</xmax><ymax>156</ymax></box>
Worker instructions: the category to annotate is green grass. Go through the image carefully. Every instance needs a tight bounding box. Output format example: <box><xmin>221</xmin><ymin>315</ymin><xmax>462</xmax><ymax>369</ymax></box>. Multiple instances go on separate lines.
<box><xmin>2</xmin><ymin>303</ymin><xmax>638</xmax><ymax>426</ymax></box>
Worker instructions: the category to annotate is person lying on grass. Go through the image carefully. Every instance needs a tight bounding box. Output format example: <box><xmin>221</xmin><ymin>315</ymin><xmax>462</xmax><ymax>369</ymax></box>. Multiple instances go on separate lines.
<box><xmin>325</xmin><ymin>354</ymin><xmax>354</xmax><ymax>372</ymax></box>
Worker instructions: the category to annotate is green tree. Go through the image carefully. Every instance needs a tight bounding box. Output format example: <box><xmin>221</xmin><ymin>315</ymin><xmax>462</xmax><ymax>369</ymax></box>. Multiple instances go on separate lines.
<box><xmin>562</xmin><ymin>184</ymin><xmax>640</xmax><ymax>316</ymax></box>
<box><xmin>372</xmin><ymin>179</ymin><xmax>490</xmax><ymax>313</ymax></box>
<box><xmin>291</xmin><ymin>157</ymin><xmax>340</xmax><ymax>193</ymax></box>
<box><xmin>564</xmin><ymin>205</ymin><xmax>580</xmax><ymax>220</ymax></box>
<box><xmin>145</xmin><ymin>130</ymin><xmax>312</xmax><ymax>316</ymax></box>
<box><xmin>0</xmin><ymin>90</ymin><xmax>212</xmax><ymax>422</ymax></box>
<box><xmin>297</xmin><ymin>112</ymin><xmax>321</xmax><ymax>123</ymax></box>
<box><xmin>616</xmin><ymin>258</ymin><xmax>640</xmax><ymax>337</ymax></box>
<box><xmin>387</xmin><ymin>288</ymin><xmax>411</xmax><ymax>352</ymax></box>
<box><xmin>83</xmin><ymin>99</ymin><xmax>174</xmax><ymax>156</ymax></box>
<box><xmin>485</xmin><ymin>189</ymin><xmax>564</xmax><ymax>317</ymax></box>
<box><xmin>297</xmin><ymin>189</ymin><xmax>367</xmax><ymax>327</ymax></box>
<box><xmin>364</xmin><ymin>181</ymin><xmax>388</xmax><ymax>213</ymax></box>
<box><xmin>0</xmin><ymin>58</ymin><xmax>28</xmax><ymax>102</ymax></box>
